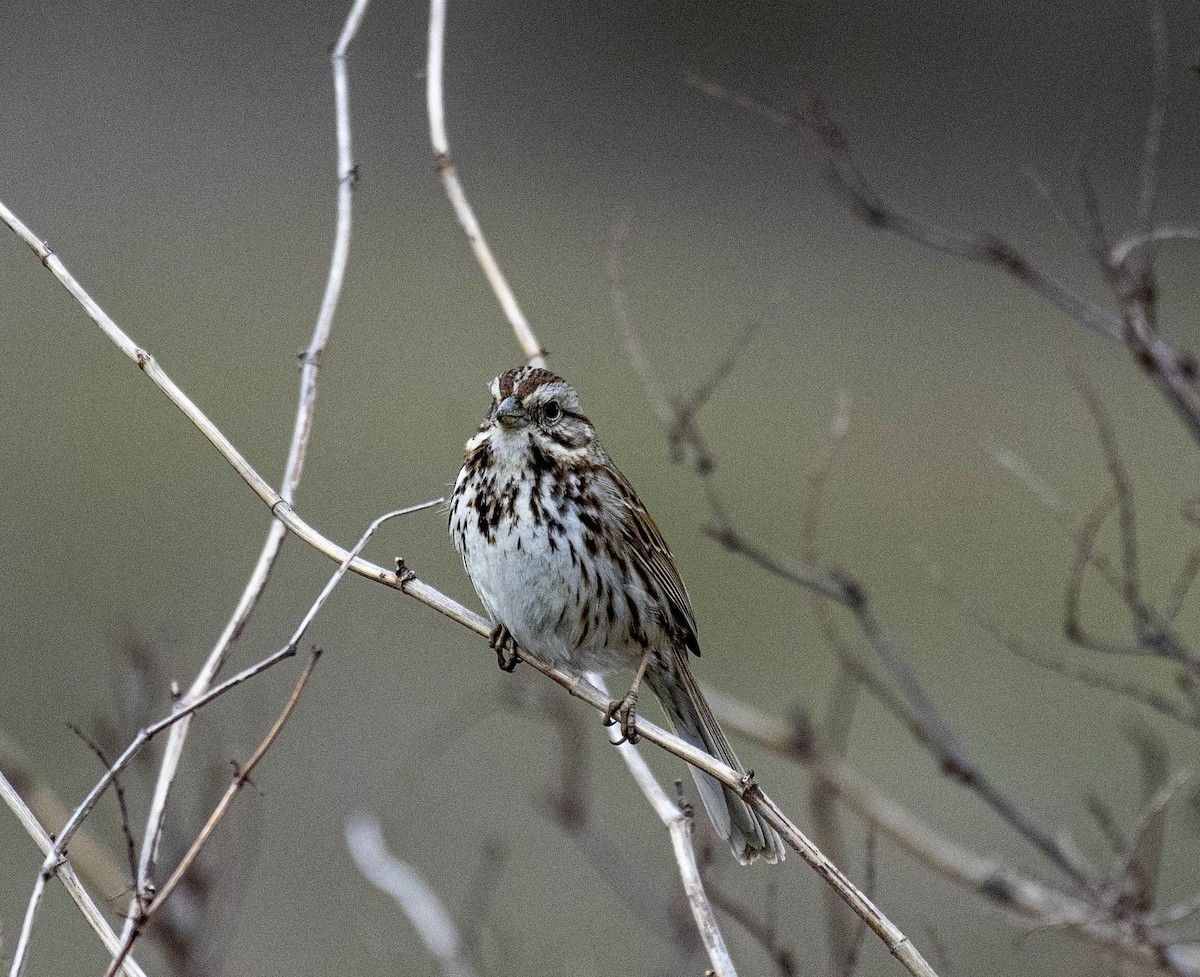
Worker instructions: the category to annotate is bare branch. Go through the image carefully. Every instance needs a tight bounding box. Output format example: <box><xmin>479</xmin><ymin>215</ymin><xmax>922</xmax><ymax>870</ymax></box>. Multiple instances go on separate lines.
<box><xmin>346</xmin><ymin>812</ymin><xmax>479</xmax><ymax>977</ymax></box>
<box><xmin>0</xmin><ymin>771</ymin><xmax>150</xmax><ymax>977</ymax></box>
<box><xmin>65</xmin><ymin>724</ymin><xmax>138</xmax><ymax>885</ymax></box>
<box><xmin>102</xmin><ymin>0</ymin><xmax>372</xmax><ymax>953</ymax></box>
<box><xmin>1064</xmin><ymin>490</ymin><xmax>1137</xmax><ymax>656</ymax></box>
<box><xmin>1134</xmin><ymin>0</ymin><xmax>1170</xmax><ymax>280</ymax></box>
<box><xmin>104</xmin><ymin>649</ymin><xmax>324</xmax><ymax>977</ymax></box>
<box><xmin>589</xmin><ymin>672</ymin><xmax>738</xmax><ymax>977</ymax></box>
<box><xmin>986</xmin><ymin>623</ymin><xmax>1199</xmax><ymax>731</ymax></box>
<box><xmin>1111</xmin><ymin>227</ymin><xmax>1200</xmax><ymax>268</ymax></box>
<box><xmin>426</xmin><ymin>0</ymin><xmax>545</xmax><ymax>367</ymax></box>
<box><xmin>704</xmin><ymin>688</ymin><xmax>1200</xmax><ymax>976</ymax></box>
<box><xmin>1108</xmin><ymin>726</ymin><xmax>1181</xmax><ymax>913</ymax></box>
<box><xmin>1074</xmin><ymin>373</ymin><xmax>1142</xmax><ymax>618</ymax></box>
<box><xmin>704</xmin><ymin>880</ymin><xmax>797</xmax><ymax>977</ymax></box>
<box><xmin>8</xmin><ymin>500</ymin><xmax>435</xmax><ymax>977</ymax></box>
<box><xmin>683</xmin><ymin>72</ymin><xmax>1124</xmax><ymax>340</ymax></box>
<box><xmin>837</xmin><ymin>826</ymin><xmax>876</xmax><ymax>977</ymax></box>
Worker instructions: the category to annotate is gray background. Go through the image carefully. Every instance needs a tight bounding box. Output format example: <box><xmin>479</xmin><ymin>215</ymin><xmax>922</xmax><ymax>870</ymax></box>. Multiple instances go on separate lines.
<box><xmin>2</xmin><ymin>1</ymin><xmax>1199</xmax><ymax>975</ymax></box>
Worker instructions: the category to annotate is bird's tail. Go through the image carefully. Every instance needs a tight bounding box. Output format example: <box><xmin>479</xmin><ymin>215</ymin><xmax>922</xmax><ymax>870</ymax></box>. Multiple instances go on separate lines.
<box><xmin>647</xmin><ymin>652</ymin><xmax>784</xmax><ymax>865</ymax></box>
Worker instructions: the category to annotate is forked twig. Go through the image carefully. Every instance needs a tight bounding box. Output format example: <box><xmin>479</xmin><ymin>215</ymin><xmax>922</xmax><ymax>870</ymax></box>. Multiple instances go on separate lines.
<box><xmin>683</xmin><ymin>71</ymin><xmax>1123</xmax><ymax>341</ymax></box>
<box><xmin>5</xmin><ymin>500</ymin><xmax>436</xmax><ymax>977</ymax></box>
<box><xmin>0</xmin><ymin>771</ymin><xmax>150</xmax><ymax>977</ymax></box>
<box><xmin>104</xmin><ymin>649</ymin><xmax>324</xmax><ymax>977</ymax></box>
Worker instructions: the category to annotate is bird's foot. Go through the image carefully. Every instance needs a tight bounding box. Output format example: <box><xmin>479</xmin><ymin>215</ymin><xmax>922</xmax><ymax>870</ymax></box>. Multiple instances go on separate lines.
<box><xmin>603</xmin><ymin>688</ymin><xmax>640</xmax><ymax>744</ymax></box>
<box><xmin>489</xmin><ymin>624</ymin><xmax>521</xmax><ymax>672</ymax></box>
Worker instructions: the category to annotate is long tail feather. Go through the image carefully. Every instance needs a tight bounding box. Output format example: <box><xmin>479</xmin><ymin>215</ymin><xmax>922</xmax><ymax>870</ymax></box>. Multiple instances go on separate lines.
<box><xmin>647</xmin><ymin>652</ymin><xmax>784</xmax><ymax>865</ymax></box>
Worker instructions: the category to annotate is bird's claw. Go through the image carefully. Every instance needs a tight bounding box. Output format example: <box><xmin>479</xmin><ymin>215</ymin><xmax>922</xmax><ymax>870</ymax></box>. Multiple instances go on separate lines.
<box><xmin>603</xmin><ymin>689</ymin><xmax>640</xmax><ymax>744</ymax></box>
<box><xmin>489</xmin><ymin>624</ymin><xmax>521</xmax><ymax>672</ymax></box>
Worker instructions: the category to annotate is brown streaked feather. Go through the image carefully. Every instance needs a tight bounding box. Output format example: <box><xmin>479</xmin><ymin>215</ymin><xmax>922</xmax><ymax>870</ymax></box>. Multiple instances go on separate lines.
<box><xmin>593</xmin><ymin>459</ymin><xmax>701</xmax><ymax>657</ymax></box>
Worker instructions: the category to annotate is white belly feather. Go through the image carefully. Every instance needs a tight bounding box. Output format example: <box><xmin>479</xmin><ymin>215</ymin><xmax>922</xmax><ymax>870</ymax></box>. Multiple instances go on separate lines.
<box><xmin>450</xmin><ymin>443</ymin><xmax>647</xmax><ymax>673</ymax></box>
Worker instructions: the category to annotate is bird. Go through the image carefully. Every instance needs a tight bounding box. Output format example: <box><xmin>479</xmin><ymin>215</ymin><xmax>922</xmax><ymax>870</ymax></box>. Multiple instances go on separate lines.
<box><xmin>448</xmin><ymin>365</ymin><xmax>783</xmax><ymax>864</ymax></box>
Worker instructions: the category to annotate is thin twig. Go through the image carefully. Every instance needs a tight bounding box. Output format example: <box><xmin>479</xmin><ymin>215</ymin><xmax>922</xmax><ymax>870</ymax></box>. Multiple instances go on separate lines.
<box><xmin>589</xmin><ymin>672</ymin><xmax>737</xmax><ymax>977</ymax></box>
<box><xmin>1134</xmin><ymin>0</ymin><xmax>1170</xmax><ymax>281</ymax></box>
<box><xmin>988</xmin><ymin>434</ymin><xmax>1200</xmax><ymax>669</ymax></box>
<box><xmin>9</xmin><ymin>501</ymin><xmax>436</xmax><ymax>977</ymax></box>
<box><xmin>1111</xmin><ymin>227</ymin><xmax>1200</xmax><ymax>268</ymax></box>
<box><xmin>683</xmin><ymin>71</ymin><xmax>1124</xmax><ymax>340</ymax></box>
<box><xmin>703</xmin><ymin>688</ymin><xmax>1200</xmax><ymax>976</ymax></box>
<box><xmin>1074</xmin><ymin>373</ymin><xmax>1142</xmax><ymax>620</ymax></box>
<box><xmin>1021</xmin><ymin>164</ymin><xmax>1090</xmax><ymax>248</ymax></box>
<box><xmin>1108</xmin><ymin>755</ymin><xmax>1187</xmax><ymax>912</ymax></box>
<box><xmin>0</xmin><ymin>734</ymin><xmax>130</xmax><ymax>904</ymax></box>
<box><xmin>426</xmin><ymin>0</ymin><xmax>545</xmax><ymax>367</ymax></box>
<box><xmin>117</xmin><ymin>0</ymin><xmax>371</xmax><ymax>949</ymax></box>
<box><xmin>837</xmin><ymin>826</ymin><xmax>877</xmax><ymax>977</ymax></box>
<box><xmin>1149</xmin><ymin>891</ymin><xmax>1200</xmax><ymax>928</ymax></box>
<box><xmin>65</xmin><ymin>724</ymin><xmax>138</xmax><ymax>884</ymax></box>
<box><xmin>1064</xmin><ymin>491</ymin><xmax>1135</xmax><ymax>655</ymax></box>
<box><xmin>704</xmin><ymin>880</ymin><xmax>796</xmax><ymax>977</ymax></box>
<box><xmin>980</xmin><ymin>617</ymin><xmax>1199</xmax><ymax>731</ymax></box>
<box><xmin>346</xmin><ymin>812</ymin><xmax>479</xmax><ymax>977</ymax></box>
<box><xmin>104</xmin><ymin>649</ymin><xmax>324</xmax><ymax>977</ymax></box>
<box><xmin>0</xmin><ymin>772</ymin><xmax>150</xmax><ymax>977</ymax></box>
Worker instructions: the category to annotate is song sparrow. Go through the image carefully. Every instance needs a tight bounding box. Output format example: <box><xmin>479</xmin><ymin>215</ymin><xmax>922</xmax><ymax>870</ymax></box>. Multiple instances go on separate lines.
<box><xmin>449</xmin><ymin>366</ymin><xmax>783</xmax><ymax>865</ymax></box>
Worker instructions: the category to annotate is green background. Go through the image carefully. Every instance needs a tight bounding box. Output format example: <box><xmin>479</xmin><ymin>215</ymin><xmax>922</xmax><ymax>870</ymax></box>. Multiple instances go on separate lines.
<box><xmin>2</xmin><ymin>1</ymin><xmax>1199</xmax><ymax>974</ymax></box>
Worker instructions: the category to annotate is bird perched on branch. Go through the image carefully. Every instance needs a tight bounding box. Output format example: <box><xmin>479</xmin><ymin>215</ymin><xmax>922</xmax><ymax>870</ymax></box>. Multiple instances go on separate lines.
<box><xmin>450</xmin><ymin>365</ymin><xmax>783</xmax><ymax>864</ymax></box>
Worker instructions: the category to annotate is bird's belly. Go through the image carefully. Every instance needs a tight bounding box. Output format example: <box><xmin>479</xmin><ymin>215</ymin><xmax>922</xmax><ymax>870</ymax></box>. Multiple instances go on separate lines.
<box><xmin>463</xmin><ymin>522</ymin><xmax>639</xmax><ymax>673</ymax></box>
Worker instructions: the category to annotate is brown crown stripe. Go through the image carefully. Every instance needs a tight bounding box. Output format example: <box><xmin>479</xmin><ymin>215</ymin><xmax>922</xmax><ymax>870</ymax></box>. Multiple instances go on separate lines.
<box><xmin>498</xmin><ymin>366</ymin><xmax>563</xmax><ymax>400</ymax></box>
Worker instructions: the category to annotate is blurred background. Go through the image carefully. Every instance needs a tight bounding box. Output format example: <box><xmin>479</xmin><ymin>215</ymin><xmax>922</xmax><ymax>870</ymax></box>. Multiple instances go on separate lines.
<box><xmin>2</xmin><ymin>1</ymin><xmax>1199</xmax><ymax>974</ymax></box>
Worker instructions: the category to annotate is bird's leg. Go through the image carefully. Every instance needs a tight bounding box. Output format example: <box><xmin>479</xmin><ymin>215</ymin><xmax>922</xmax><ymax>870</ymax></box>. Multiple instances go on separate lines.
<box><xmin>489</xmin><ymin>623</ymin><xmax>521</xmax><ymax>672</ymax></box>
<box><xmin>604</xmin><ymin>647</ymin><xmax>652</xmax><ymax>744</ymax></box>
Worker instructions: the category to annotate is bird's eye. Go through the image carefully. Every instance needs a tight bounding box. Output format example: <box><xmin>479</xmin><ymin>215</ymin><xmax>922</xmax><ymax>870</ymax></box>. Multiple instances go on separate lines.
<box><xmin>543</xmin><ymin>400</ymin><xmax>562</xmax><ymax>422</ymax></box>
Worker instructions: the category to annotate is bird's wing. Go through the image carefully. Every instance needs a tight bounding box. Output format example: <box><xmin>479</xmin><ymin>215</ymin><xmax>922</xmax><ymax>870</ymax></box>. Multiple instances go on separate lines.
<box><xmin>597</xmin><ymin>462</ymin><xmax>702</xmax><ymax>656</ymax></box>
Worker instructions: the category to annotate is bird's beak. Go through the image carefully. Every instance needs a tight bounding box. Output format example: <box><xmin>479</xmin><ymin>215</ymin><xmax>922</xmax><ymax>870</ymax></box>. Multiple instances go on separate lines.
<box><xmin>493</xmin><ymin>396</ymin><xmax>529</xmax><ymax>429</ymax></box>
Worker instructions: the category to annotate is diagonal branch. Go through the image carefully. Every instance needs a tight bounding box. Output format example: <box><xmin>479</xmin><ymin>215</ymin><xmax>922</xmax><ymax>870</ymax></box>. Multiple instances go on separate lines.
<box><xmin>589</xmin><ymin>671</ymin><xmax>736</xmax><ymax>977</ymax></box>
<box><xmin>683</xmin><ymin>71</ymin><xmax>1123</xmax><ymax>341</ymax></box>
<box><xmin>704</xmin><ymin>688</ymin><xmax>1200</xmax><ymax>977</ymax></box>
<box><xmin>0</xmin><ymin>771</ymin><xmax>150</xmax><ymax>977</ymax></box>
